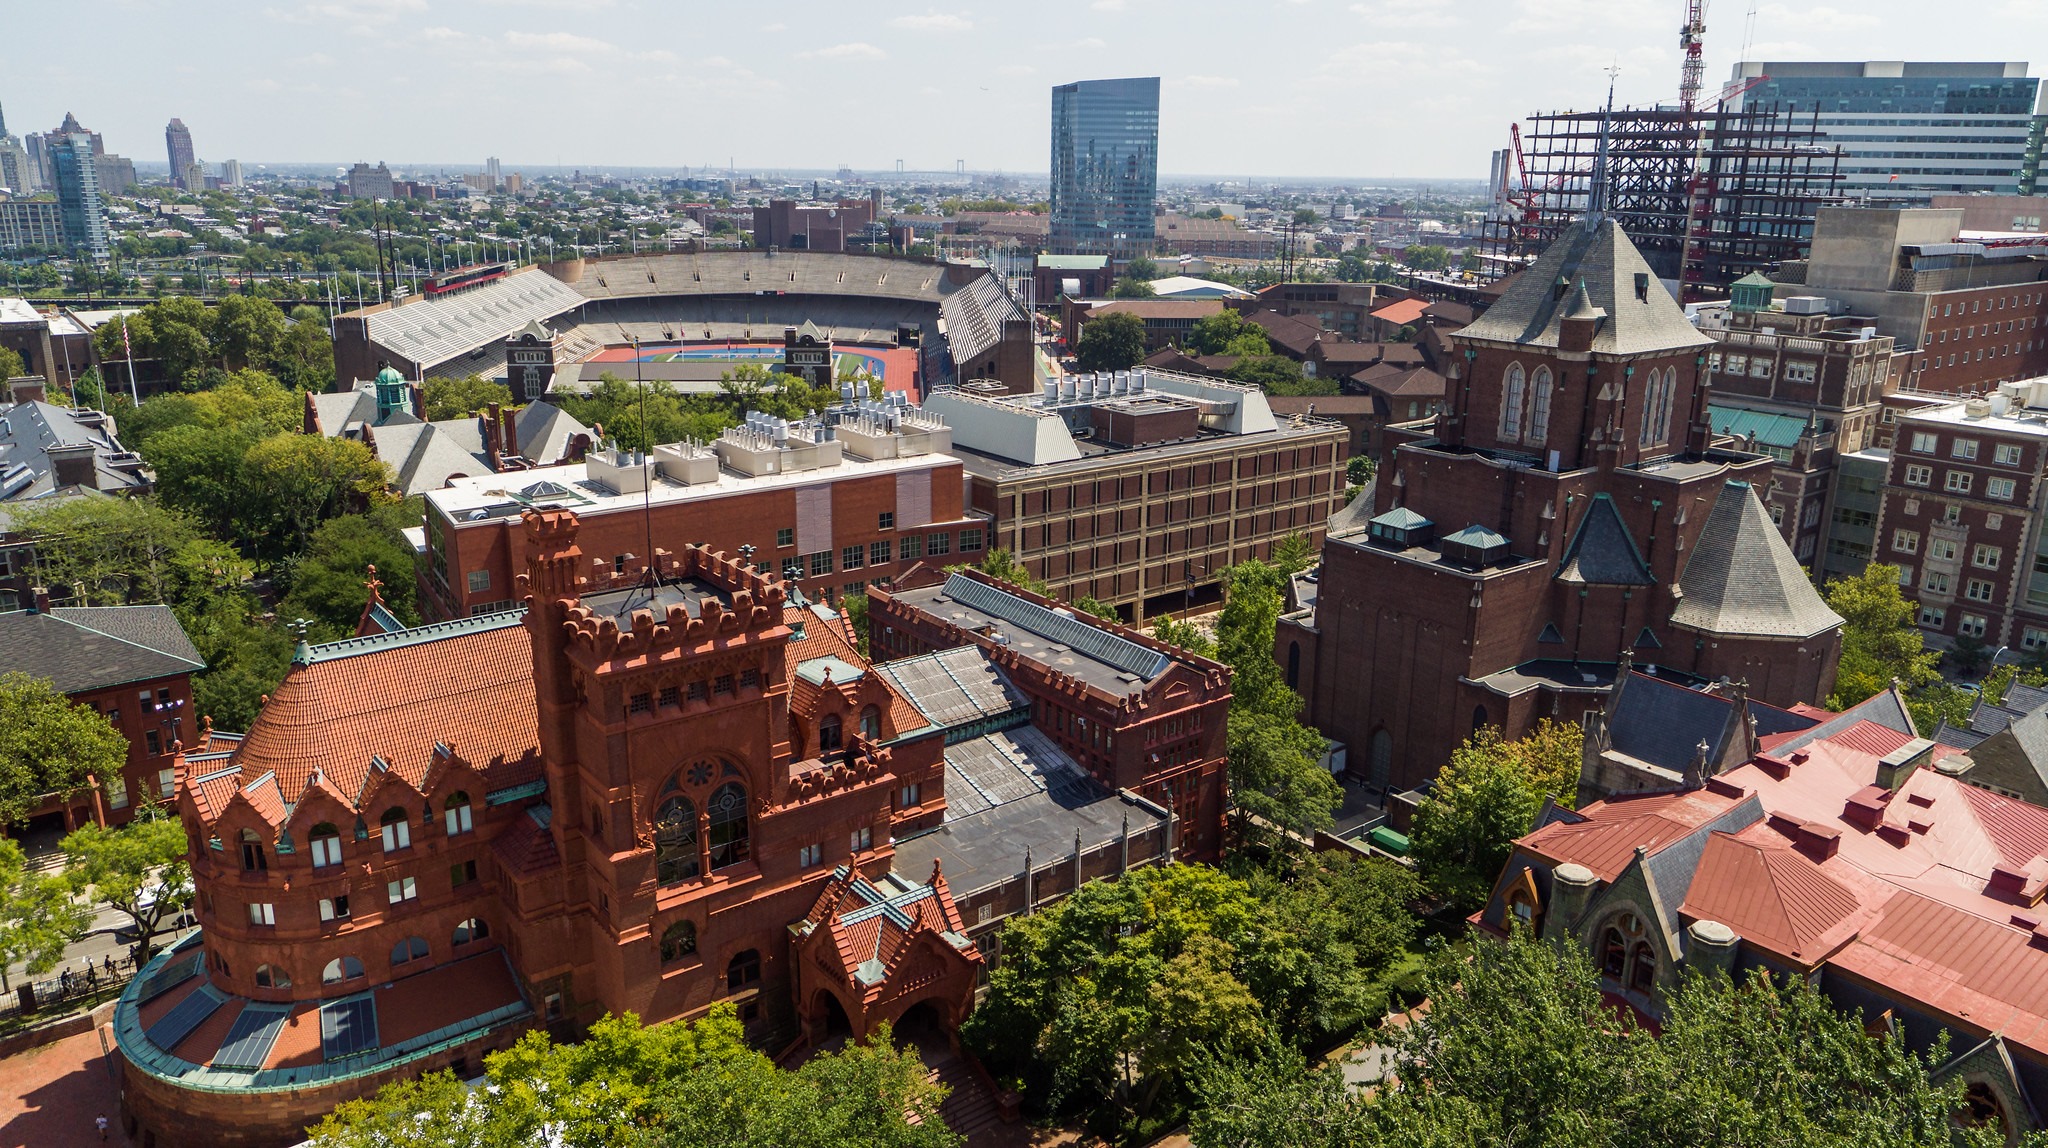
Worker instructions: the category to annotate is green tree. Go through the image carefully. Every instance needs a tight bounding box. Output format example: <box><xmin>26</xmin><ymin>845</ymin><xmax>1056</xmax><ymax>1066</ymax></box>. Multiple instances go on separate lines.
<box><xmin>238</xmin><ymin>434</ymin><xmax>391</xmax><ymax>560</ymax></box>
<box><xmin>422</xmin><ymin>374</ymin><xmax>514</xmax><ymax>421</ymax></box>
<box><xmin>274</xmin><ymin>306</ymin><xmax>335</xmax><ymax>391</ymax></box>
<box><xmin>1189</xmin><ymin>310</ymin><xmax>1256</xmax><ymax>356</ymax></box>
<box><xmin>966</xmin><ymin>547</ymin><xmax>1048</xmax><ymax>595</ymax></box>
<box><xmin>0</xmin><ymin>671</ymin><xmax>132</xmax><ymax>827</ymax></box>
<box><xmin>1824</xmin><ymin>564</ymin><xmax>1939</xmax><ymax>710</ymax></box>
<box><xmin>62</xmin><ymin>814</ymin><xmax>192</xmax><ymax>965</ymax></box>
<box><xmin>1410</xmin><ymin>720</ymin><xmax>1581</xmax><ymax>910</ymax></box>
<box><xmin>1112</xmin><ymin>276</ymin><xmax>1156</xmax><ymax>299</ymax></box>
<box><xmin>1214</xmin><ymin>561</ymin><xmax>1341</xmax><ymax>841</ymax></box>
<box><xmin>278</xmin><ymin>507</ymin><xmax>422</xmax><ymax>641</ymax></box>
<box><xmin>209</xmin><ymin>295</ymin><xmax>287</xmax><ymax>370</ymax></box>
<box><xmin>1344</xmin><ymin>455</ymin><xmax>1375</xmax><ymax>486</ymax></box>
<box><xmin>1225</xmin><ymin>355</ymin><xmax>1333</xmax><ymax>396</ymax></box>
<box><xmin>1269</xmin><ymin>534</ymin><xmax>1315</xmax><ymax>575</ymax></box>
<box><xmin>1074</xmin><ymin>311</ymin><xmax>1148</xmax><ymax>372</ymax></box>
<box><xmin>0</xmin><ymin>837</ymin><xmax>93</xmax><ymax>993</ymax></box>
<box><xmin>0</xmin><ymin>346</ymin><xmax>24</xmax><ymax>381</ymax></box>
<box><xmin>1124</xmin><ymin>255</ymin><xmax>1160</xmax><ymax>281</ymax></box>
<box><xmin>1072</xmin><ymin>596</ymin><xmax>1120</xmax><ymax>622</ymax></box>
<box><xmin>838</xmin><ymin>591</ymin><xmax>870</xmax><ymax>659</ymax></box>
<box><xmin>1402</xmin><ymin>245</ymin><xmax>1450</xmax><ymax>273</ymax></box>
<box><xmin>1151</xmin><ymin>616</ymin><xmax>1218</xmax><ymax>659</ymax></box>
<box><xmin>1292</xmin><ymin>208</ymin><xmax>1320</xmax><ymax>227</ymax></box>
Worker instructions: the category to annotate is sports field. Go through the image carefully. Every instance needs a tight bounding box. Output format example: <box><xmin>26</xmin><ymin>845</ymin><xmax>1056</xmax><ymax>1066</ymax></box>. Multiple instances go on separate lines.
<box><xmin>585</xmin><ymin>341</ymin><xmax>918</xmax><ymax>394</ymax></box>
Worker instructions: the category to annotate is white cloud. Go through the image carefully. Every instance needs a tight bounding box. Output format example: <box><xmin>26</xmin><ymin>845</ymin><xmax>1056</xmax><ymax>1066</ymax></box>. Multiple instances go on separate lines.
<box><xmin>417</xmin><ymin>26</ymin><xmax>461</xmax><ymax>41</ymax></box>
<box><xmin>799</xmin><ymin>41</ymin><xmax>886</xmax><ymax>60</ymax></box>
<box><xmin>503</xmin><ymin>30</ymin><xmax>616</xmax><ymax>53</ymax></box>
<box><xmin>891</xmin><ymin>10</ymin><xmax>973</xmax><ymax>31</ymax></box>
<box><xmin>268</xmin><ymin>0</ymin><xmax>425</xmax><ymax>25</ymax></box>
<box><xmin>1179</xmin><ymin>74</ymin><xmax>1240</xmax><ymax>88</ymax></box>
<box><xmin>1093</xmin><ymin>0</ymin><xmax>1126</xmax><ymax>10</ymax></box>
<box><xmin>1350</xmin><ymin>0</ymin><xmax>1462</xmax><ymax>29</ymax></box>
<box><xmin>761</xmin><ymin>21</ymin><xmax>787</xmax><ymax>32</ymax></box>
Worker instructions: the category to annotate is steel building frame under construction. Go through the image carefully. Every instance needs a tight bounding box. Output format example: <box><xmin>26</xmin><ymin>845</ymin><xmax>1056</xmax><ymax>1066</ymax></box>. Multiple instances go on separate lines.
<box><xmin>1488</xmin><ymin>103</ymin><xmax>1846</xmax><ymax>299</ymax></box>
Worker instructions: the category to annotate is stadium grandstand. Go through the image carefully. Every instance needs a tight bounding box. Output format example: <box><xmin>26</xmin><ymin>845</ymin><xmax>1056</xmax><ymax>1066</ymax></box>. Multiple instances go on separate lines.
<box><xmin>330</xmin><ymin>250</ymin><xmax>1035</xmax><ymax>400</ymax></box>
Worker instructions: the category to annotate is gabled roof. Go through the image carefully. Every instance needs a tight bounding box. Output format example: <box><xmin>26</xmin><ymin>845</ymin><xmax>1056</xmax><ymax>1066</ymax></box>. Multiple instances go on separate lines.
<box><xmin>1556</xmin><ymin>493</ymin><xmax>1653</xmax><ymax>585</ymax></box>
<box><xmin>1603</xmin><ymin>671</ymin><xmax>1817</xmax><ymax>776</ymax></box>
<box><xmin>1455</xmin><ymin>217</ymin><xmax>1714</xmax><ymax>356</ymax></box>
<box><xmin>1671</xmin><ymin>480</ymin><xmax>1842</xmax><ymax>639</ymax></box>
<box><xmin>0</xmin><ymin>604</ymin><xmax>204</xmax><ymax>694</ymax></box>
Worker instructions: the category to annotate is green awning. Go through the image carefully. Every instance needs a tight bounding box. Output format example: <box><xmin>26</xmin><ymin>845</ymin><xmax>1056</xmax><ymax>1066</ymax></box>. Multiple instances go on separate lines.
<box><xmin>1708</xmin><ymin>405</ymin><xmax>1808</xmax><ymax>450</ymax></box>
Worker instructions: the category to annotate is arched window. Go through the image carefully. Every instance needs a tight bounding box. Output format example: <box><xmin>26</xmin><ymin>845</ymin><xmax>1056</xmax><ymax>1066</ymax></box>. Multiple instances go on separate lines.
<box><xmin>1601</xmin><ymin>927</ymin><xmax>1628</xmax><ymax>977</ymax></box>
<box><xmin>1527</xmin><ymin>366</ymin><xmax>1553</xmax><ymax>446</ymax></box>
<box><xmin>1285</xmin><ymin>641</ymin><xmax>1301</xmax><ymax>690</ymax></box>
<box><xmin>1629</xmin><ymin>941</ymin><xmax>1657</xmax><ymax>992</ymax></box>
<box><xmin>322</xmin><ymin>955</ymin><xmax>364</xmax><ymax>985</ymax></box>
<box><xmin>661</xmin><ymin>920</ymin><xmax>698</xmax><ymax>963</ymax></box>
<box><xmin>727</xmin><ymin>948</ymin><xmax>761</xmax><ymax>991</ymax></box>
<box><xmin>858</xmin><ymin>705</ymin><xmax>881</xmax><ymax>741</ymax></box>
<box><xmin>390</xmin><ymin>936</ymin><xmax>429</xmax><ymax>967</ymax></box>
<box><xmin>1641</xmin><ymin>369</ymin><xmax>1676</xmax><ymax>447</ymax></box>
<box><xmin>255</xmin><ymin>964</ymin><xmax>289</xmax><ymax>989</ymax></box>
<box><xmin>239</xmin><ymin>828</ymin><xmax>267</xmax><ymax>872</ymax></box>
<box><xmin>655</xmin><ymin>796</ymin><xmax>700</xmax><ymax>885</ymax></box>
<box><xmin>707</xmin><ymin>783</ymin><xmax>750</xmax><ymax>871</ymax></box>
<box><xmin>309</xmin><ymin>822</ymin><xmax>342</xmax><ymax>868</ymax></box>
<box><xmin>453</xmin><ymin>918</ymin><xmax>489</xmax><ymax>946</ymax></box>
<box><xmin>1602</xmin><ymin>912</ymin><xmax>1647</xmax><ymax>982</ymax></box>
<box><xmin>379</xmin><ymin>807</ymin><xmax>411</xmax><ymax>853</ymax></box>
<box><xmin>1658</xmin><ymin>368</ymin><xmax>1678</xmax><ymax>444</ymax></box>
<box><xmin>1472</xmin><ymin>706</ymin><xmax>1489</xmax><ymax>733</ymax></box>
<box><xmin>443</xmin><ymin>792</ymin><xmax>473</xmax><ymax>836</ymax></box>
<box><xmin>819</xmin><ymin>713</ymin><xmax>843</xmax><ymax>754</ymax></box>
<box><xmin>1499</xmin><ymin>363</ymin><xmax>1526</xmax><ymax>439</ymax></box>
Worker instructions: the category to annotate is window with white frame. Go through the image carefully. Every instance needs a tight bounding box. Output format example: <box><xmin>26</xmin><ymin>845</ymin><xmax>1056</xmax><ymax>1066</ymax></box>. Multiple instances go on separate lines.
<box><xmin>1942</xmin><ymin>503</ymin><xmax>1962</xmax><ymax>525</ymax></box>
<box><xmin>1499</xmin><ymin>364</ymin><xmax>1526</xmax><ymax>439</ymax></box>
<box><xmin>1989</xmin><ymin>477</ymin><xmax>2017</xmax><ymax>501</ymax></box>
<box><xmin>379</xmin><ymin>809</ymin><xmax>410</xmax><ymax>853</ymax></box>
<box><xmin>798</xmin><ymin>843</ymin><xmax>822</xmax><ymax>868</ymax></box>
<box><xmin>1946</xmin><ymin>471</ymin><xmax>1973</xmax><ymax>494</ymax></box>
<box><xmin>387</xmin><ymin>876</ymin><xmax>418</xmax><ymax>905</ymax></box>
<box><xmin>2024</xmin><ymin>628</ymin><xmax>2048</xmax><ymax>651</ymax></box>
<box><xmin>1526</xmin><ymin>367</ymin><xmax>1553</xmax><ymax>446</ymax></box>
<box><xmin>1896</xmin><ymin>565</ymin><xmax>1915</xmax><ymax>586</ymax></box>
<box><xmin>1893</xmin><ymin>530</ymin><xmax>1920</xmax><ymax>554</ymax></box>
<box><xmin>1997</xmin><ymin>443</ymin><xmax>2025</xmax><ymax>465</ymax></box>
<box><xmin>1960</xmin><ymin>614</ymin><xmax>1988</xmax><ymax>638</ymax></box>
<box><xmin>1930</xmin><ymin>539</ymin><xmax>1958</xmax><ymax>562</ymax></box>
<box><xmin>1965</xmin><ymin>578</ymin><xmax>1995</xmax><ymax>601</ymax></box>
<box><xmin>1919</xmin><ymin>605</ymin><xmax>1946</xmax><ymax>628</ymax></box>
<box><xmin>850</xmin><ymin>825</ymin><xmax>873</xmax><ymax>852</ymax></box>
<box><xmin>1910</xmin><ymin>432</ymin><xmax>1939</xmax><ymax>454</ymax></box>
<box><xmin>1783</xmin><ymin>360</ymin><xmax>1817</xmax><ymax>384</ymax></box>
<box><xmin>1953</xmin><ymin>438</ymin><xmax>1980</xmax><ymax>460</ymax></box>
<box><xmin>247</xmin><ymin>902</ymin><xmax>275</xmax><ymax>927</ymax></box>
<box><xmin>1974</xmin><ymin>544</ymin><xmax>2002</xmax><ymax>569</ymax></box>
<box><xmin>1905</xmin><ymin>464</ymin><xmax>1932</xmax><ymax>486</ymax></box>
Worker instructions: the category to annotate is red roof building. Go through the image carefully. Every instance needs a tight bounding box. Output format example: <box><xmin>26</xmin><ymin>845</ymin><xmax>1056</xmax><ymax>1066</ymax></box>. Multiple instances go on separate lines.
<box><xmin>1480</xmin><ymin>689</ymin><xmax>2048</xmax><ymax>1133</ymax></box>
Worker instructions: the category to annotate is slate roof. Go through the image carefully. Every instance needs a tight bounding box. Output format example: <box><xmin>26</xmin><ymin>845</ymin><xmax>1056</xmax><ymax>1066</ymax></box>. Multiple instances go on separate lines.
<box><xmin>1455</xmin><ymin>217</ymin><xmax>1714</xmax><ymax>356</ymax></box>
<box><xmin>1604</xmin><ymin>671</ymin><xmax>1818</xmax><ymax>776</ymax></box>
<box><xmin>0</xmin><ymin>604</ymin><xmax>204</xmax><ymax>693</ymax></box>
<box><xmin>0</xmin><ymin>400</ymin><xmax>149</xmax><ymax>498</ymax></box>
<box><xmin>1671</xmin><ymin>480</ymin><xmax>1842</xmax><ymax>639</ymax></box>
<box><xmin>1556</xmin><ymin>493</ymin><xmax>1654</xmax><ymax>586</ymax></box>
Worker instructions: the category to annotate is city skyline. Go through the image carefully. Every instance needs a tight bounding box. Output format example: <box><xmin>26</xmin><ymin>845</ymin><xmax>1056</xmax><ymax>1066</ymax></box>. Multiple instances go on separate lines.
<box><xmin>7</xmin><ymin>0</ymin><xmax>2044</xmax><ymax>182</ymax></box>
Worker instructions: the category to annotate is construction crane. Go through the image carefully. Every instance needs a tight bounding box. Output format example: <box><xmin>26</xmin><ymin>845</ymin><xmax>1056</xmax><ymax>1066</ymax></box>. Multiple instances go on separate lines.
<box><xmin>1678</xmin><ymin>0</ymin><xmax>1707</xmax><ymax>114</ymax></box>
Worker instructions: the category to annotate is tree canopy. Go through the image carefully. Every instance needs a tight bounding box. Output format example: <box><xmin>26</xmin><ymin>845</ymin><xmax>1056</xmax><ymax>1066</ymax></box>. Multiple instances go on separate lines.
<box><xmin>0</xmin><ymin>671</ymin><xmax>131</xmax><ymax>828</ymax></box>
<box><xmin>1213</xmin><ymin>561</ymin><xmax>1342</xmax><ymax>842</ymax></box>
<box><xmin>422</xmin><ymin>374</ymin><xmax>514</xmax><ymax>421</ymax></box>
<box><xmin>1410</xmin><ymin>719</ymin><xmax>1581</xmax><ymax>909</ymax></box>
<box><xmin>63</xmin><ymin>813</ymin><xmax>192</xmax><ymax>964</ymax></box>
<box><xmin>1074</xmin><ymin>312</ymin><xmax>1148</xmax><ymax>372</ymax></box>
<box><xmin>308</xmin><ymin>1007</ymin><xmax>955</xmax><ymax>1148</ymax></box>
<box><xmin>1188</xmin><ymin>311</ymin><xmax>1270</xmax><ymax>358</ymax></box>
<box><xmin>1194</xmin><ymin>925</ymin><xmax>2030</xmax><ymax>1148</ymax></box>
<box><xmin>0</xmin><ymin>837</ymin><xmax>92</xmax><ymax>992</ymax></box>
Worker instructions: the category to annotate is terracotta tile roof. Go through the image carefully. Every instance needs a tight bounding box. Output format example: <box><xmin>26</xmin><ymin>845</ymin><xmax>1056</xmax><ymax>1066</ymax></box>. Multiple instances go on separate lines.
<box><xmin>1369</xmin><ymin>297</ymin><xmax>1430</xmax><ymax>327</ymax></box>
<box><xmin>784</xmin><ymin>604</ymin><xmax>928</xmax><ymax>738</ymax></box>
<box><xmin>224</xmin><ymin>614</ymin><xmax>537</xmax><ymax>812</ymax></box>
<box><xmin>1524</xmin><ymin>789</ymin><xmax>1742</xmax><ymax>881</ymax></box>
<box><xmin>492</xmin><ymin>806</ymin><xmax>560</xmax><ymax>877</ymax></box>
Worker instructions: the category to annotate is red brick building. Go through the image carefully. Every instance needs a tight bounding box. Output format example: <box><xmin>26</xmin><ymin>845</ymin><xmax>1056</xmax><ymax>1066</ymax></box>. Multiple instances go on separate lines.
<box><xmin>1872</xmin><ymin>380</ymin><xmax>2048</xmax><ymax>653</ymax></box>
<box><xmin>1282</xmin><ymin>216</ymin><xmax>1844</xmax><ymax>795</ymax></box>
<box><xmin>0</xmin><ymin>596</ymin><xmax>207</xmax><ymax>831</ymax></box>
<box><xmin>418</xmin><ymin>407</ymin><xmax>985</xmax><ymax>621</ymax></box>
<box><xmin>116</xmin><ymin>513</ymin><xmax>1219</xmax><ymax>1147</ymax></box>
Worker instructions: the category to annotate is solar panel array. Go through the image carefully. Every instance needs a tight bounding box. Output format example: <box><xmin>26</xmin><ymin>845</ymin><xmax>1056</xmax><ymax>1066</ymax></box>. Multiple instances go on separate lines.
<box><xmin>320</xmin><ymin>994</ymin><xmax>379</xmax><ymax>1061</ymax></box>
<box><xmin>213</xmin><ymin>1004</ymin><xmax>292</xmax><ymax>1070</ymax></box>
<box><xmin>145</xmin><ymin>984</ymin><xmax>224</xmax><ymax>1052</ymax></box>
<box><xmin>135</xmin><ymin>950</ymin><xmax>203</xmax><ymax>1004</ymax></box>
<box><xmin>941</xmin><ymin>574</ymin><xmax>1170</xmax><ymax>680</ymax></box>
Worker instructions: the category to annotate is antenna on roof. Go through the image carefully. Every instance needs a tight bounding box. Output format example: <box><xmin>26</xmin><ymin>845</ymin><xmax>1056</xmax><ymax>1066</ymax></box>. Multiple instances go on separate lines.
<box><xmin>633</xmin><ymin>334</ymin><xmax>660</xmax><ymax>605</ymax></box>
<box><xmin>1586</xmin><ymin>66</ymin><xmax>1620</xmax><ymax>224</ymax></box>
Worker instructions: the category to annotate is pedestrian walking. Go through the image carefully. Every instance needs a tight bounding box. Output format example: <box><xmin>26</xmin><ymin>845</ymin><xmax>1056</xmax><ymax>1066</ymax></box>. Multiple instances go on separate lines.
<box><xmin>95</xmin><ymin>1113</ymin><xmax>109</xmax><ymax>1141</ymax></box>
<box><xmin>103</xmin><ymin>954</ymin><xmax>116</xmax><ymax>979</ymax></box>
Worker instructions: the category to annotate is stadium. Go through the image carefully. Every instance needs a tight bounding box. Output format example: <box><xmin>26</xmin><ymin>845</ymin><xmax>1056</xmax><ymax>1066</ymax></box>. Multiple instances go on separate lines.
<box><xmin>331</xmin><ymin>249</ymin><xmax>1036</xmax><ymax>402</ymax></box>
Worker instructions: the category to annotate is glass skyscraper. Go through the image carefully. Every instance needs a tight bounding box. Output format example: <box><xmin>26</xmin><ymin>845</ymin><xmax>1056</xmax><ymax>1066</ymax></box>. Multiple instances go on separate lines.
<box><xmin>1733</xmin><ymin>61</ymin><xmax>2046</xmax><ymax>201</ymax></box>
<box><xmin>1050</xmin><ymin>77</ymin><xmax>1160</xmax><ymax>256</ymax></box>
<box><xmin>50</xmin><ymin>113</ymin><xmax>109</xmax><ymax>261</ymax></box>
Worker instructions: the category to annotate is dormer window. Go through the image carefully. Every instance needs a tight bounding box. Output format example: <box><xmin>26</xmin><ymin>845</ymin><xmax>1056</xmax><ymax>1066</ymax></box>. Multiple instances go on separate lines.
<box><xmin>379</xmin><ymin>807</ymin><xmax>411</xmax><ymax>853</ymax></box>
<box><xmin>819</xmin><ymin>714</ymin><xmax>843</xmax><ymax>754</ymax></box>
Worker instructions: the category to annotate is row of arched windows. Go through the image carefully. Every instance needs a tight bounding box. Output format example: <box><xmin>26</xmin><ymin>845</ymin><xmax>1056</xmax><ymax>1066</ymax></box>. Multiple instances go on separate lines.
<box><xmin>1495</xmin><ymin>363</ymin><xmax>1682</xmax><ymax>453</ymax></box>
<box><xmin>654</xmin><ymin>782</ymin><xmax>751</xmax><ymax>885</ymax></box>
<box><xmin>655</xmin><ymin>924</ymin><xmax>759</xmax><ymax>993</ymax></box>
<box><xmin>1498</xmin><ymin>364</ymin><xmax>1556</xmax><ymax>447</ymax></box>
<box><xmin>263</xmin><ymin>919</ymin><xmax>490</xmax><ymax>989</ymax></box>
<box><xmin>238</xmin><ymin>793</ymin><xmax>476</xmax><ymax>873</ymax></box>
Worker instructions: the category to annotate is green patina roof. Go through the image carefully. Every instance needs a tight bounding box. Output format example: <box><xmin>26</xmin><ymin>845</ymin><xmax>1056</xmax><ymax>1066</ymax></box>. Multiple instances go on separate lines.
<box><xmin>1730</xmin><ymin>272</ymin><xmax>1776</xmax><ymax>289</ymax></box>
<box><xmin>1708</xmin><ymin>404</ymin><xmax>1808</xmax><ymax>450</ymax></box>
<box><xmin>1370</xmin><ymin>507</ymin><xmax>1432</xmax><ymax>530</ymax></box>
<box><xmin>375</xmin><ymin>365</ymin><xmax>405</xmax><ymax>386</ymax></box>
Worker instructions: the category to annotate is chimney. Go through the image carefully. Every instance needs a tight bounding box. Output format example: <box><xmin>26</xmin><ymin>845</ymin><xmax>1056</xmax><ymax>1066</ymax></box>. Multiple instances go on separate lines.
<box><xmin>1877</xmin><ymin>738</ymin><xmax>1935</xmax><ymax>791</ymax></box>
<box><xmin>482</xmin><ymin>404</ymin><xmax>502</xmax><ymax>472</ymax></box>
<box><xmin>501</xmin><ymin>404</ymin><xmax>520</xmax><ymax>459</ymax></box>
<box><xmin>27</xmin><ymin>585</ymin><xmax>51</xmax><ymax>614</ymax></box>
<box><xmin>8</xmin><ymin>375</ymin><xmax>47</xmax><ymax>404</ymax></box>
<box><xmin>45</xmin><ymin>442</ymin><xmax>98</xmax><ymax>491</ymax></box>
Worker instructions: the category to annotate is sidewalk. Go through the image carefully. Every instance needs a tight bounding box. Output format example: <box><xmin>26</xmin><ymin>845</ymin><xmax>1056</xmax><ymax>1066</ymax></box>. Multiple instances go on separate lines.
<box><xmin>0</xmin><ymin>1026</ymin><xmax>127</xmax><ymax>1148</ymax></box>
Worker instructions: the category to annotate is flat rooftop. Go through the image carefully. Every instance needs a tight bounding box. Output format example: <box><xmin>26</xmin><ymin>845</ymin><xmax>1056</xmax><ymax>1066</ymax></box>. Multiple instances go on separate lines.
<box><xmin>426</xmin><ymin>448</ymin><xmax>955</xmax><ymax>525</ymax></box>
<box><xmin>949</xmin><ymin>415</ymin><xmax>1342</xmax><ymax>480</ymax></box>
<box><xmin>892</xmin><ymin>726</ymin><xmax>1167</xmax><ymax>896</ymax></box>
<box><xmin>581</xmin><ymin>576</ymin><xmax>730</xmax><ymax>622</ymax></box>
<box><xmin>888</xmin><ymin>573</ymin><xmax>1172</xmax><ymax>696</ymax></box>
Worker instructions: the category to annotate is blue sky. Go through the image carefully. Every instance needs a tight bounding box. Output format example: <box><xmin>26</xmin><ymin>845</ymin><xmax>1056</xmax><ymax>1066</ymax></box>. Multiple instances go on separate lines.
<box><xmin>6</xmin><ymin>0</ymin><xmax>2043</xmax><ymax>180</ymax></box>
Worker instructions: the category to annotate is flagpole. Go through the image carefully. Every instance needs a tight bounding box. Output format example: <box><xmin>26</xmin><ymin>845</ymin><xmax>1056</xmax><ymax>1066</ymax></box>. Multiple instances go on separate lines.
<box><xmin>119</xmin><ymin>314</ymin><xmax>140</xmax><ymax>407</ymax></box>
